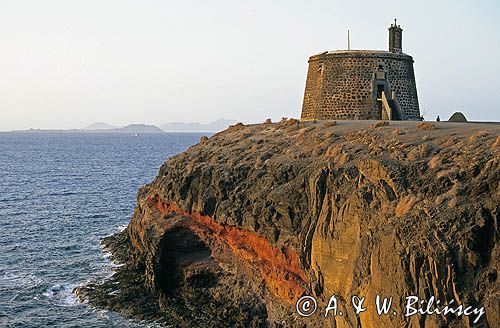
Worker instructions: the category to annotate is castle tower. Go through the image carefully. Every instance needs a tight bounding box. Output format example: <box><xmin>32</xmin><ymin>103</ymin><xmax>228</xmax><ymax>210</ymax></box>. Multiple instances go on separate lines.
<box><xmin>388</xmin><ymin>19</ymin><xmax>403</xmax><ymax>53</ymax></box>
<box><xmin>300</xmin><ymin>20</ymin><xmax>420</xmax><ymax>121</ymax></box>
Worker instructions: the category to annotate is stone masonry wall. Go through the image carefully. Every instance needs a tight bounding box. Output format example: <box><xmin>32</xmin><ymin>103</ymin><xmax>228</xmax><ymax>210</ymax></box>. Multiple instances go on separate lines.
<box><xmin>301</xmin><ymin>51</ymin><xmax>420</xmax><ymax>120</ymax></box>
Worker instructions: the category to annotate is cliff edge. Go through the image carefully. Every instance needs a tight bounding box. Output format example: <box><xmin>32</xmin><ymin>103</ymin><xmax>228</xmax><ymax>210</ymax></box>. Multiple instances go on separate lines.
<box><xmin>76</xmin><ymin>120</ymin><xmax>499</xmax><ymax>327</ymax></box>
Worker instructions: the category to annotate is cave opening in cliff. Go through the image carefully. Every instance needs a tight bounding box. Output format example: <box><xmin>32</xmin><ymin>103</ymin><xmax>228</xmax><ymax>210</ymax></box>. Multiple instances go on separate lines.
<box><xmin>156</xmin><ymin>227</ymin><xmax>214</xmax><ymax>296</ymax></box>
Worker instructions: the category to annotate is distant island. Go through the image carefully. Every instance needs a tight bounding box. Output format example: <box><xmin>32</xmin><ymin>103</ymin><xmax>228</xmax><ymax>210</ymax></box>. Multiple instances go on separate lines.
<box><xmin>83</xmin><ymin>122</ymin><xmax>119</xmax><ymax>130</ymax></box>
<box><xmin>160</xmin><ymin>119</ymin><xmax>237</xmax><ymax>132</ymax></box>
<box><xmin>13</xmin><ymin>119</ymin><xmax>237</xmax><ymax>133</ymax></box>
<box><xmin>83</xmin><ymin>124</ymin><xmax>165</xmax><ymax>134</ymax></box>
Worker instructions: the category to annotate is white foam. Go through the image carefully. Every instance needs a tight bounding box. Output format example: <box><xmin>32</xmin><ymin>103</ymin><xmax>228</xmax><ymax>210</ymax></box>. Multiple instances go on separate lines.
<box><xmin>102</xmin><ymin>250</ymin><xmax>112</xmax><ymax>259</ymax></box>
<box><xmin>42</xmin><ymin>284</ymin><xmax>78</xmax><ymax>307</ymax></box>
<box><xmin>117</xmin><ymin>224</ymin><xmax>129</xmax><ymax>232</ymax></box>
<box><xmin>101</xmin><ymin>223</ymin><xmax>128</xmax><ymax>239</ymax></box>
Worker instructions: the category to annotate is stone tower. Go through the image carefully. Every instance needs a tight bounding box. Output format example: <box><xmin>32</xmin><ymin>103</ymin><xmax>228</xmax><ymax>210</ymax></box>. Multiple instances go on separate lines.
<box><xmin>301</xmin><ymin>20</ymin><xmax>420</xmax><ymax>121</ymax></box>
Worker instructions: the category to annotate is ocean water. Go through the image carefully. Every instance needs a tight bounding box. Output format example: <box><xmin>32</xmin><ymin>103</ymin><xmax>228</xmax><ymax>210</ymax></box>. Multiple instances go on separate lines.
<box><xmin>0</xmin><ymin>132</ymin><xmax>205</xmax><ymax>327</ymax></box>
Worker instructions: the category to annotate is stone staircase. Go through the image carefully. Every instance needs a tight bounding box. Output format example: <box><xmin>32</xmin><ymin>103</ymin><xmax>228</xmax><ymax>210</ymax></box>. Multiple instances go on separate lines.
<box><xmin>381</xmin><ymin>91</ymin><xmax>402</xmax><ymax>120</ymax></box>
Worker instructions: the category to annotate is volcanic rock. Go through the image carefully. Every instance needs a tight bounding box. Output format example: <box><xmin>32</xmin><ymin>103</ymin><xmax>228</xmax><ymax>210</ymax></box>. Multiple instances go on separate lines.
<box><xmin>76</xmin><ymin>120</ymin><xmax>499</xmax><ymax>327</ymax></box>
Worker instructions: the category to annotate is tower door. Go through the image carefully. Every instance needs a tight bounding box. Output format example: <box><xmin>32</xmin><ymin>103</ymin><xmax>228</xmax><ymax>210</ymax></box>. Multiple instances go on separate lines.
<box><xmin>376</xmin><ymin>84</ymin><xmax>385</xmax><ymax>100</ymax></box>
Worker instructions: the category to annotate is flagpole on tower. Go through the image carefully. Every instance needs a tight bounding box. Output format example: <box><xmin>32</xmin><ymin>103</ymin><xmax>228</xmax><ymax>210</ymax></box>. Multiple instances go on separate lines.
<box><xmin>347</xmin><ymin>29</ymin><xmax>351</xmax><ymax>50</ymax></box>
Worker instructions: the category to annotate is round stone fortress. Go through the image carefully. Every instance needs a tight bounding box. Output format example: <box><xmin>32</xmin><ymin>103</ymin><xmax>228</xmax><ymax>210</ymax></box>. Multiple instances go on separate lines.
<box><xmin>301</xmin><ymin>20</ymin><xmax>420</xmax><ymax>121</ymax></box>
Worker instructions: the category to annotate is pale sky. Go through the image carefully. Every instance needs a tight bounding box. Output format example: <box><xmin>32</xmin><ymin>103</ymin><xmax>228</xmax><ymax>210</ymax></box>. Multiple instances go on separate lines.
<box><xmin>1</xmin><ymin>0</ymin><xmax>499</xmax><ymax>131</ymax></box>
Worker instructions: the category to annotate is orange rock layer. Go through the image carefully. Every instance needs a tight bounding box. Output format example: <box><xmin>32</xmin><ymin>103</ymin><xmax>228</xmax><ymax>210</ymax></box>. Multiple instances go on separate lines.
<box><xmin>147</xmin><ymin>194</ymin><xmax>308</xmax><ymax>303</ymax></box>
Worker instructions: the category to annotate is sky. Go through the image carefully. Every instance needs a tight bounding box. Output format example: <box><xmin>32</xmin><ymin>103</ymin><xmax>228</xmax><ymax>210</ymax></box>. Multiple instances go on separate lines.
<box><xmin>0</xmin><ymin>0</ymin><xmax>499</xmax><ymax>130</ymax></box>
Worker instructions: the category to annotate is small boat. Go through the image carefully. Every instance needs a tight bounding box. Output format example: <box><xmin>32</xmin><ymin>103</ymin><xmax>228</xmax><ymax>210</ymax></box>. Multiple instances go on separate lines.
<box><xmin>132</xmin><ymin>133</ymin><xmax>140</xmax><ymax>137</ymax></box>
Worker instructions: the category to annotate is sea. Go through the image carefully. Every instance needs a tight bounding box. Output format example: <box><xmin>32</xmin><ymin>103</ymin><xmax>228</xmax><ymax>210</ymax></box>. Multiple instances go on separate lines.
<box><xmin>0</xmin><ymin>132</ymin><xmax>205</xmax><ymax>327</ymax></box>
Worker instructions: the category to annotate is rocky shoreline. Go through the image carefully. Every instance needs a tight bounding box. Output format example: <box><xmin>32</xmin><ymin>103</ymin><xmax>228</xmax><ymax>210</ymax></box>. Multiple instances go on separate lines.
<box><xmin>76</xmin><ymin>120</ymin><xmax>499</xmax><ymax>327</ymax></box>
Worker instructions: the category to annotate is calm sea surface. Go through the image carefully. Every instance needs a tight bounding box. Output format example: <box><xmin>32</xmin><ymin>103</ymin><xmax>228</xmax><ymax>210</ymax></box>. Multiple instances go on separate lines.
<box><xmin>0</xmin><ymin>132</ymin><xmax>204</xmax><ymax>327</ymax></box>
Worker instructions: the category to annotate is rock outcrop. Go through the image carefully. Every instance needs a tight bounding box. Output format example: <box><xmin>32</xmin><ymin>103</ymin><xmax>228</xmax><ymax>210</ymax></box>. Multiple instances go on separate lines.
<box><xmin>76</xmin><ymin>120</ymin><xmax>499</xmax><ymax>327</ymax></box>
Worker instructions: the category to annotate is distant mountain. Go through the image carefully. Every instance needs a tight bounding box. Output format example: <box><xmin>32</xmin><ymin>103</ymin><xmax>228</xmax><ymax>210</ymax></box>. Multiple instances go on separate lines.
<box><xmin>16</xmin><ymin>119</ymin><xmax>236</xmax><ymax>133</ymax></box>
<box><xmin>110</xmin><ymin>124</ymin><xmax>164</xmax><ymax>133</ymax></box>
<box><xmin>160</xmin><ymin>119</ymin><xmax>237</xmax><ymax>132</ymax></box>
<box><xmin>83</xmin><ymin>122</ymin><xmax>118</xmax><ymax>130</ymax></box>
<box><xmin>83</xmin><ymin>123</ymin><xmax>164</xmax><ymax>133</ymax></box>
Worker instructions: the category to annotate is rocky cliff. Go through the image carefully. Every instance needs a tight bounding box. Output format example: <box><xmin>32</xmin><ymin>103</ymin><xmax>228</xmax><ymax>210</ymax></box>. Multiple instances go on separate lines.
<box><xmin>76</xmin><ymin>120</ymin><xmax>499</xmax><ymax>327</ymax></box>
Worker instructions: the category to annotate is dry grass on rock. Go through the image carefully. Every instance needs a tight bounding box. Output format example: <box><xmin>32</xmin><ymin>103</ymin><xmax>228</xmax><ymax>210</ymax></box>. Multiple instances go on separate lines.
<box><xmin>370</xmin><ymin>121</ymin><xmax>390</xmax><ymax>129</ymax></box>
<box><xmin>417</xmin><ymin>122</ymin><xmax>436</xmax><ymax>130</ymax></box>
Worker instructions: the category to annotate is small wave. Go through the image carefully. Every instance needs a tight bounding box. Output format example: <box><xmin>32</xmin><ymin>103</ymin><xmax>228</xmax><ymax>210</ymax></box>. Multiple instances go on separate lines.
<box><xmin>100</xmin><ymin>250</ymin><xmax>125</xmax><ymax>271</ymax></box>
<box><xmin>117</xmin><ymin>224</ymin><xmax>128</xmax><ymax>232</ymax></box>
<box><xmin>47</xmin><ymin>192</ymin><xmax>78</xmax><ymax>197</ymax></box>
<box><xmin>99</xmin><ymin>223</ymin><xmax>129</xmax><ymax>240</ymax></box>
<box><xmin>0</xmin><ymin>271</ymin><xmax>43</xmax><ymax>289</ymax></box>
<box><xmin>0</xmin><ymin>197</ymin><xmax>29</xmax><ymax>203</ymax></box>
<box><xmin>89</xmin><ymin>214</ymin><xmax>108</xmax><ymax>219</ymax></box>
<box><xmin>42</xmin><ymin>284</ymin><xmax>78</xmax><ymax>307</ymax></box>
<box><xmin>101</xmin><ymin>249</ymin><xmax>112</xmax><ymax>260</ymax></box>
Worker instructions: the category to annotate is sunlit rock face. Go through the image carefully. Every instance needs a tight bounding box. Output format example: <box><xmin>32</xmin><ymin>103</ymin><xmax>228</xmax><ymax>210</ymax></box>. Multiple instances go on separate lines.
<box><xmin>78</xmin><ymin>120</ymin><xmax>499</xmax><ymax>328</ymax></box>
